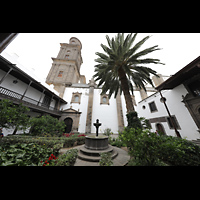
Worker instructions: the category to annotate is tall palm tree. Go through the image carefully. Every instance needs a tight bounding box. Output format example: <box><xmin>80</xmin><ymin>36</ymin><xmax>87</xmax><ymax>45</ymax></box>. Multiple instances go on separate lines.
<box><xmin>93</xmin><ymin>33</ymin><xmax>164</xmax><ymax>113</ymax></box>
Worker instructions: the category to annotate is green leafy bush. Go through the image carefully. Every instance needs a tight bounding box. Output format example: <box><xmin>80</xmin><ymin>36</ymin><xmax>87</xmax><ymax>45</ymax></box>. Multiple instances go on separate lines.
<box><xmin>120</xmin><ymin>127</ymin><xmax>200</xmax><ymax>166</ymax></box>
<box><xmin>126</xmin><ymin>111</ymin><xmax>142</xmax><ymax>129</ymax></box>
<box><xmin>158</xmin><ymin>136</ymin><xmax>200</xmax><ymax>166</ymax></box>
<box><xmin>29</xmin><ymin>115</ymin><xmax>65</xmax><ymax>137</ymax></box>
<box><xmin>54</xmin><ymin>149</ymin><xmax>78</xmax><ymax>166</ymax></box>
<box><xmin>103</xmin><ymin>128</ymin><xmax>112</xmax><ymax>136</ymax></box>
<box><xmin>0</xmin><ymin>99</ymin><xmax>30</xmax><ymax>132</ymax></box>
<box><xmin>1</xmin><ymin>135</ymin><xmax>85</xmax><ymax>150</ymax></box>
<box><xmin>0</xmin><ymin>143</ymin><xmax>53</xmax><ymax>166</ymax></box>
<box><xmin>109</xmin><ymin>137</ymin><xmax>125</xmax><ymax>148</ymax></box>
<box><xmin>99</xmin><ymin>152</ymin><xmax>113</xmax><ymax>166</ymax></box>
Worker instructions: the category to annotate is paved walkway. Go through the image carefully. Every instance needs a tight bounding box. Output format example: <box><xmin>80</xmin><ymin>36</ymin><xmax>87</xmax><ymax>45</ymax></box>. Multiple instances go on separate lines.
<box><xmin>59</xmin><ymin>134</ymin><xmax>130</xmax><ymax>166</ymax></box>
<box><xmin>74</xmin><ymin>146</ymin><xmax>129</xmax><ymax>166</ymax></box>
<box><xmin>59</xmin><ymin>145</ymin><xmax>130</xmax><ymax>166</ymax></box>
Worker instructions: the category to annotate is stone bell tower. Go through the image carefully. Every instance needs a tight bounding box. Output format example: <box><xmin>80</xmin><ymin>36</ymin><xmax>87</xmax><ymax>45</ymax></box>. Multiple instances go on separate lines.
<box><xmin>46</xmin><ymin>37</ymin><xmax>85</xmax><ymax>97</ymax></box>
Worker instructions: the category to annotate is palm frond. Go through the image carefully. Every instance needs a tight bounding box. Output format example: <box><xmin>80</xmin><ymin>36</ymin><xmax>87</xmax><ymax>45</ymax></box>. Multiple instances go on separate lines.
<box><xmin>126</xmin><ymin>33</ymin><xmax>137</xmax><ymax>50</ymax></box>
<box><xmin>100</xmin><ymin>44</ymin><xmax>112</xmax><ymax>55</ymax></box>
<box><xmin>106</xmin><ymin>35</ymin><xmax>112</xmax><ymax>48</ymax></box>
<box><xmin>95</xmin><ymin>52</ymin><xmax>109</xmax><ymax>60</ymax></box>
<box><xmin>120</xmin><ymin>33</ymin><xmax>124</xmax><ymax>46</ymax></box>
<box><xmin>94</xmin><ymin>33</ymin><xmax>164</xmax><ymax>109</ymax></box>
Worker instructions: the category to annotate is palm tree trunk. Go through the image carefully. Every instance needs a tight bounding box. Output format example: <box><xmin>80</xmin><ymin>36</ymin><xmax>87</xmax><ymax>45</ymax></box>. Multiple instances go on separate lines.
<box><xmin>118</xmin><ymin>67</ymin><xmax>135</xmax><ymax>113</ymax></box>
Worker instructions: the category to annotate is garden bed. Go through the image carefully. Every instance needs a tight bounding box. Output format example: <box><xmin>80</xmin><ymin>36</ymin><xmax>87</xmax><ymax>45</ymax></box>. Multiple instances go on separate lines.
<box><xmin>1</xmin><ymin>134</ymin><xmax>85</xmax><ymax>149</ymax></box>
<box><xmin>0</xmin><ymin>135</ymin><xmax>85</xmax><ymax>166</ymax></box>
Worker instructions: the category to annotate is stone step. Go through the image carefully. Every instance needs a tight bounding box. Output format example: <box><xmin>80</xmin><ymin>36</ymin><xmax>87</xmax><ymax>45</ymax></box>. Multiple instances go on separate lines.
<box><xmin>78</xmin><ymin>146</ymin><xmax>118</xmax><ymax>162</ymax></box>
<box><xmin>80</xmin><ymin>145</ymin><xmax>114</xmax><ymax>157</ymax></box>
<box><xmin>191</xmin><ymin>139</ymin><xmax>200</xmax><ymax>146</ymax></box>
<box><xmin>78</xmin><ymin>151</ymin><xmax>101</xmax><ymax>162</ymax></box>
<box><xmin>192</xmin><ymin>141</ymin><xmax>200</xmax><ymax>143</ymax></box>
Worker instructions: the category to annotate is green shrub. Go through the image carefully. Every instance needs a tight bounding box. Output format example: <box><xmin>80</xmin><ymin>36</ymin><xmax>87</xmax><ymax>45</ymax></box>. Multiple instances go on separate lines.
<box><xmin>0</xmin><ymin>143</ymin><xmax>53</xmax><ymax>166</ymax></box>
<box><xmin>76</xmin><ymin>136</ymin><xmax>86</xmax><ymax>145</ymax></box>
<box><xmin>103</xmin><ymin>128</ymin><xmax>112</xmax><ymax>136</ymax></box>
<box><xmin>0</xmin><ymin>99</ymin><xmax>30</xmax><ymax>132</ymax></box>
<box><xmin>1</xmin><ymin>135</ymin><xmax>85</xmax><ymax>150</ymax></box>
<box><xmin>54</xmin><ymin>149</ymin><xmax>78</xmax><ymax>166</ymax></box>
<box><xmin>99</xmin><ymin>152</ymin><xmax>113</xmax><ymax>166</ymax></box>
<box><xmin>109</xmin><ymin>137</ymin><xmax>125</xmax><ymax>148</ymax></box>
<box><xmin>120</xmin><ymin>128</ymin><xmax>162</xmax><ymax>165</ymax></box>
<box><xmin>120</xmin><ymin>127</ymin><xmax>200</xmax><ymax>166</ymax></box>
<box><xmin>126</xmin><ymin>111</ymin><xmax>142</xmax><ymax>129</ymax></box>
<box><xmin>158</xmin><ymin>136</ymin><xmax>200</xmax><ymax>166</ymax></box>
<box><xmin>53</xmin><ymin>143</ymin><xmax>63</xmax><ymax>155</ymax></box>
<box><xmin>29</xmin><ymin>115</ymin><xmax>65</xmax><ymax>137</ymax></box>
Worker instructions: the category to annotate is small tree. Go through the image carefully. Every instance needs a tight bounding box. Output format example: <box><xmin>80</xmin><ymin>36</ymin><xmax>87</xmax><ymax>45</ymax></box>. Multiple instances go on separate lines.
<box><xmin>29</xmin><ymin>115</ymin><xmax>65</xmax><ymax>136</ymax></box>
<box><xmin>126</xmin><ymin>111</ymin><xmax>142</xmax><ymax>129</ymax></box>
<box><xmin>0</xmin><ymin>99</ymin><xmax>30</xmax><ymax>134</ymax></box>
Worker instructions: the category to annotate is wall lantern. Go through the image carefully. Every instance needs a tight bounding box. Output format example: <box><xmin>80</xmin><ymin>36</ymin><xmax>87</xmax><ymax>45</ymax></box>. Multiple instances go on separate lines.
<box><xmin>160</xmin><ymin>97</ymin><xmax>166</xmax><ymax>103</ymax></box>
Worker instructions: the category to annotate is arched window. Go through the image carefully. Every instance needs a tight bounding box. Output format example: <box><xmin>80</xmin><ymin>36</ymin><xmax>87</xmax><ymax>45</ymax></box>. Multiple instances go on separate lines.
<box><xmin>102</xmin><ymin>97</ymin><xmax>107</xmax><ymax>104</ymax></box>
<box><xmin>74</xmin><ymin>95</ymin><xmax>79</xmax><ymax>102</ymax></box>
<box><xmin>71</xmin><ymin>92</ymin><xmax>82</xmax><ymax>104</ymax></box>
<box><xmin>100</xmin><ymin>95</ymin><xmax>109</xmax><ymax>105</ymax></box>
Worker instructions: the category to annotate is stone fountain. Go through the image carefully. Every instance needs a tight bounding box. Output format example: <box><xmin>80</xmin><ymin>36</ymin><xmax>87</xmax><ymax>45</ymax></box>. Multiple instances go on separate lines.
<box><xmin>77</xmin><ymin>119</ymin><xmax>118</xmax><ymax>162</ymax></box>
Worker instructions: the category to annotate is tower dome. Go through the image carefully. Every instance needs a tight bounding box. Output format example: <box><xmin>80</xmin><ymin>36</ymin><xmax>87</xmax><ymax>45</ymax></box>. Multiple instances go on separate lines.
<box><xmin>69</xmin><ymin>37</ymin><xmax>82</xmax><ymax>50</ymax></box>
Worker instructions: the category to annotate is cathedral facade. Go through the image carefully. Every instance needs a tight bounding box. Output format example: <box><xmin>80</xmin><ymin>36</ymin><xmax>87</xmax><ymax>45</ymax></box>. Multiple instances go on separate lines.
<box><xmin>46</xmin><ymin>37</ymin><xmax>126</xmax><ymax>134</ymax></box>
<box><xmin>45</xmin><ymin>37</ymin><xmax>158</xmax><ymax>134</ymax></box>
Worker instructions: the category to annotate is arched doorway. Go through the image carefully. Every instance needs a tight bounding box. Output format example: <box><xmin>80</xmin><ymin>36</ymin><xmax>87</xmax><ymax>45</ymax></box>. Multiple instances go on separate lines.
<box><xmin>64</xmin><ymin>117</ymin><xmax>73</xmax><ymax>133</ymax></box>
<box><xmin>155</xmin><ymin>123</ymin><xmax>166</xmax><ymax>135</ymax></box>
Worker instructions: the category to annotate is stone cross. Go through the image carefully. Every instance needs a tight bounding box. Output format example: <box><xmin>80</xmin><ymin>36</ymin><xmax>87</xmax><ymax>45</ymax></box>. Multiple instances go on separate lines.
<box><xmin>93</xmin><ymin>119</ymin><xmax>102</xmax><ymax>137</ymax></box>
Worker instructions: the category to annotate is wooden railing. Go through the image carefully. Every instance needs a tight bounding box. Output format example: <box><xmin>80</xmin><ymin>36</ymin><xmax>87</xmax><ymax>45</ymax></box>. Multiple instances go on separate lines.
<box><xmin>0</xmin><ymin>86</ymin><xmax>60</xmax><ymax>113</ymax></box>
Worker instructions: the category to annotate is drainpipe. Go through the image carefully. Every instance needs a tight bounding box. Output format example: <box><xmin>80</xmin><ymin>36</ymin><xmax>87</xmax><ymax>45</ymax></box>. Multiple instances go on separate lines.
<box><xmin>159</xmin><ymin>90</ymin><xmax>182</xmax><ymax>138</ymax></box>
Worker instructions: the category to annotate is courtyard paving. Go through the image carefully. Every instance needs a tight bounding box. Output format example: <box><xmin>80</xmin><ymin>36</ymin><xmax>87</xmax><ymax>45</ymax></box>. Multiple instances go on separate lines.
<box><xmin>59</xmin><ymin>134</ymin><xmax>130</xmax><ymax>166</ymax></box>
<box><xmin>74</xmin><ymin>145</ymin><xmax>130</xmax><ymax>166</ymax></box>
<box><xmin>59</xmin><ymin>144</ymin><xmax>130</xmax><ymax>166</ymax></box>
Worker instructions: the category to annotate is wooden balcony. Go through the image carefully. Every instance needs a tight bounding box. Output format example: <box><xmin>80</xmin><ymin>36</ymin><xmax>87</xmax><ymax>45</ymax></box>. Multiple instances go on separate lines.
<box><xmin>0</xmin><ymin>86</ymin><xmax>62</xmax><ymax>117</ymax></box>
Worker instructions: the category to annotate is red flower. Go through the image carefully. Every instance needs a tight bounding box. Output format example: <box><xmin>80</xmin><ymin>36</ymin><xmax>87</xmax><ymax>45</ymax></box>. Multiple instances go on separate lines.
<box><xmin>78</xmin><ymin>134</ymin><xmax>86</xmax><ymax>137</ymax></box>
<box><xmin>48</xmin><ymin>157</ymin><xmax>52</xmax><ymax>161</ymax></box>
<box><xmin>43</xmin><ymin>164</ymin><xmax>46</xmax><ymax>166</ymax></box>
<box><xmin>51</xmin><ymin>154</ymin><xmax>54</xmax><ymax>157</ymax></box>
<box><xmin>40</xmin><ymin>161</ymin><xmax>43</xmax><ymax>163</ymax></box>
<box><xmin>45</xmin><ymin>160</ymin><xmax>48</xmax><ymax>164</ymax></box>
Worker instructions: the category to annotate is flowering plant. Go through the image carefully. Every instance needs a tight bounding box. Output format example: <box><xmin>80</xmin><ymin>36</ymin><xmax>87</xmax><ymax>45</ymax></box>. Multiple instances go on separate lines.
<box><xmin>62</xmin><ymin>133</ymin><xmax>74</xmax><ymax>137</ymax></box>
<box><xmin>40</xmin><ymin>154</ymin><xmax>58</xmax><ymax>166</ymax></box>
<box><xmin>78</xmin><ymin>134</ymin><xmax>86</xmax><ymax>137</ymax></box>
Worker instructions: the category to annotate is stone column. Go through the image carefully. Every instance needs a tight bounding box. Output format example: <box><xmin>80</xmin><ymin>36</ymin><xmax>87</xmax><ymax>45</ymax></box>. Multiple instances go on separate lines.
<box><xmin>116</xmin><ymin>92</ymin><xmax>124</xmax><ymax>132</ymax></box>
<box><xmin>85</xmin><ymin>78</ymin><xmax>95</xmax><ymax>133</ymax></box>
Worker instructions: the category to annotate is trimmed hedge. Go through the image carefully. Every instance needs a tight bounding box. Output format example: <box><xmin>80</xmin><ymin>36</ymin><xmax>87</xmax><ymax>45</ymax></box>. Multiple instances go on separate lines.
<box><xmin>1</xmin><ymin>135</ymin><xmax>85</xmax><ymax>149</ymax></box>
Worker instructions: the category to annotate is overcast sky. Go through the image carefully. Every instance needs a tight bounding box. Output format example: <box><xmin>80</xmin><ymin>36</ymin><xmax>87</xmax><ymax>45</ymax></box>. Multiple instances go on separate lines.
<box><xmin>2</xmin><ymin>33</ymin><xmax>200</xmax><ymax>84</ymax></box>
